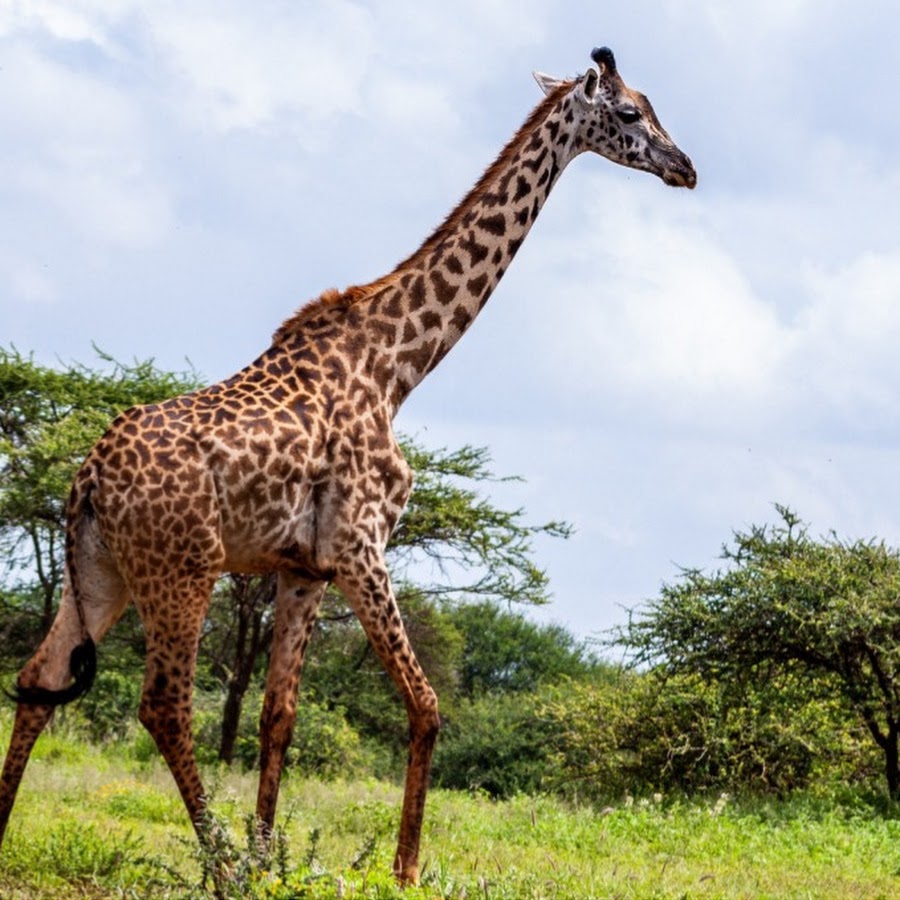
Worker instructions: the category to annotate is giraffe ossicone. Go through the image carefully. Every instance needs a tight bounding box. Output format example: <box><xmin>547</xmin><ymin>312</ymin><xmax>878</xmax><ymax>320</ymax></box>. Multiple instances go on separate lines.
<box><xmin>0</xmin><ymin>47</ymin><xmax>694</xmax><ymax>887</ymax></box>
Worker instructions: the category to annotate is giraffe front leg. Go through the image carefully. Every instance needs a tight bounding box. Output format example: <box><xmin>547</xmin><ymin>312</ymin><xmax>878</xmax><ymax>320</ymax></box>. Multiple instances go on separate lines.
<box><xmin>139</xmin><ymin>650</ymin><xmax>210</xmax><ymax>834</ymax></box>
<box><xmin>393</xmin><ymin>678</ymin><xmax>440</xmax><ymax>886</ymax></box>
<box><xmin>335</xmin><ymin>556</ymin><xmax>440</xmax><ymax>886</ymax></box>
<box><xmin>255</xmin><ymin>572</ymin><xmax>326</xmax><ymax>849</ymax></box>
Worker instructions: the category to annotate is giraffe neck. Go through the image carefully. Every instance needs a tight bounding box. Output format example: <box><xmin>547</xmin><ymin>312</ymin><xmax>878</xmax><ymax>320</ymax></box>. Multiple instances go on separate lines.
<box><xmin>276</xmin><ymin>81</ymin><xmax>580</xmax><ymax>414</ymax></box>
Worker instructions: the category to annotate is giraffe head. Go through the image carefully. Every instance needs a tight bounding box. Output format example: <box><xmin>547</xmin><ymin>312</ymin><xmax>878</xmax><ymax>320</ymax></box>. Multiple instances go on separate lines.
<box><xmin>534</xmin><ymin>47</ymin><xmax>696</xmax><ymax>189</ymax></box>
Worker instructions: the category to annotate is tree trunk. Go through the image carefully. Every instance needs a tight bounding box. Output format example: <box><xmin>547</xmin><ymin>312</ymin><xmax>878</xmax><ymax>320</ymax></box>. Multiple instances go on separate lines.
<box><xmin>218</xmin><ymin>575</ymin><xmax>275</xmax><ymax>764</ymax></box>
<box><xmin>218</xmin><ymin>596</ymin><xmax>250</xmax><ymax>763</ymax></box>
<box><xmin>31</xmin><ymin>525</ymin><xmax>60</xmax><ymax>634</ymax></box>
<box><xmin>885</xmin><ymin>721</ymin><xmax>900</xmax><ymax>801</ymax></box>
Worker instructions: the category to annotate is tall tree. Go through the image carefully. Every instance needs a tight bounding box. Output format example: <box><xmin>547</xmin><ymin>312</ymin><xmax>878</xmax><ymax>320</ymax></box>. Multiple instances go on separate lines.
<box><xmin>208</xmin><ymin>575</ymin><xmax>278</xmax><ymax>764</ymax></box>
<box><xmin>617</xmin><ymin>506</ymin><xmax>900</xmax><ymax>799</ymax></box>
<box><xmin>445</xmin><ymin>600</ymin><xmax>597</xmax><ymax>697</ymax></box>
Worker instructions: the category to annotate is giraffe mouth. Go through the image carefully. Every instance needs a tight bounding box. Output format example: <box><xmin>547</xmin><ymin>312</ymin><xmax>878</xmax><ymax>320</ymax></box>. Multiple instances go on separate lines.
<box><xmin>661</xmin><ymin>154</ymin><xmax>697</xmax><ymax>189</ymax></box>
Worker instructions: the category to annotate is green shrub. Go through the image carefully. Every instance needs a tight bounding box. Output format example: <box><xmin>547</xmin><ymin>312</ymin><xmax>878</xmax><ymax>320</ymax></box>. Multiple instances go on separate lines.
<box><xmin>432</xmin><ymin>691</ymin><xmax>554</xmax><ymax>798</ymax></box>
<box><xmin>189</xmin><ymin>688</ymin><xmax>374</xmax><ymax>780</ymax></box>
<box><xmin>95</xmin><ymin>777</ymin><xmax>184</xmax><ymax>824</ymax></box>
<box><xmin>286</xmin><ymin>698</ymin><xmax>375</xmax><ymax>780</ymax></box>
<box><xmin>539</xmin><ymin>670</ymin><xmax>881</xmax><ymax>802</ymax></box>
<box><xmin>1</xmin><ymin>819</ymin><xmax>143</xmax><ymax>883</ymax></box>
<box><xmin>76</xmin><ymin>669</ymin><xmax>142</xmax><ymax>742</ymax></box>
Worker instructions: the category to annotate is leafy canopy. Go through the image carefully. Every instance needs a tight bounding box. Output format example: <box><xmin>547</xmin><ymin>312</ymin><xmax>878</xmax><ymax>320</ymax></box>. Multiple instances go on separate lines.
<box><xmin>617</xmin><ymin>504</ymin><xmax>900</xmax><ymax>797</ymax></box>
<box><xmin>392</xmin><ymin>441</ymin><xmax>571</xmax><ymax>606</ymax></box>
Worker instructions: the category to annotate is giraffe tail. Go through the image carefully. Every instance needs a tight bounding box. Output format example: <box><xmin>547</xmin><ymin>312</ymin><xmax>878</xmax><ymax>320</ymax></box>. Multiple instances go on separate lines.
<box><xmin>5</xmin><ymin>639</ymin><xmax>97</xmax><ymax>707</ymax></box>
<box><xmin>6</xmin><ymin>473</ymin><xmax>99</xmax><ymax>708</ymax></box>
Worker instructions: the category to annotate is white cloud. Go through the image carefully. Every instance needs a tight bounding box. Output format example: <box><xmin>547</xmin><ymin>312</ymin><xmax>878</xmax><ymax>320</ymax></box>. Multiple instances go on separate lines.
<box><xmin>373</xmin><ymin>0</ymin><xmax>545</xmax><ymax>72</ymax></box>
<box><xmin>143</xmin><ymin>0</ymin><xmax>548</xmax><ymax>143</ymax></box>
<box><xmin>150</xmin><ymin>2</ymin><xmax>376</xmax><ymax>135</ymax></box>
<box><xmin>530</xmin><ymin>176</ymin><xmax>787</xmax><ymax>423</ymax></box>
<box><xmin>788</xmin><ymin>250</ymin><xmax>900</xmax><ymax>429</ymax></box>
<box><xmin>701</xmin><ymin>0</ymin><xmax>829</xmax><ymax>38</ymax></box>
<box><xmin>0</xmin><ymin>0</ymin><xmax>121</xmax><ymax>44</ymax></box>
<box><xmin>533</xmin><ymin>178</ymin><xmax>900</xmax><ymax>439</ymax></box>
<box><xmin>0</xmin><ymin>40</ymin><xmax>172</xmax><ymax>249</ymax></box>
<box><xmin>368</xmin><ymin>75</ymin><xmax>460</xmax><ymax>137</ymax></box>
<box><xmin>660</xmin><ymin>0</ymin><xmax>843</xmax><ymax>66</ymax></box>
<box><xmin>1</xmin><ymin>254</ymin><xmax>58</xmax><ymax>305</ymax></box>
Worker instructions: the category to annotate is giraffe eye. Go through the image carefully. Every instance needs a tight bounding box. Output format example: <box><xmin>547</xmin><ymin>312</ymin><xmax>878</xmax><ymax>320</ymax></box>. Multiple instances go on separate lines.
<box><xmin>615</xmin><ymin>107</ymin><xmax>641</xmax><ymax>125</ymax></box>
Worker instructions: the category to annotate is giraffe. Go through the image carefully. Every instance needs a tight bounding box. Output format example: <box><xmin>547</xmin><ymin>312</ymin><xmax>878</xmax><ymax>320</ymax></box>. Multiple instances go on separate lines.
<box><xmin>0</xmin><ymin>47</ymin><xmax>695</xmax><ymax>885</ymax></box>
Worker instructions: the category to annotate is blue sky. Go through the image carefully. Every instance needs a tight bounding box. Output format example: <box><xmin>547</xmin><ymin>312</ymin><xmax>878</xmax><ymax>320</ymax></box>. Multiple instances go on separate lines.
<box><xmin>3</xmin><ymin>2</ymin><xmax>900</xmax><ymax>641</ymax></box>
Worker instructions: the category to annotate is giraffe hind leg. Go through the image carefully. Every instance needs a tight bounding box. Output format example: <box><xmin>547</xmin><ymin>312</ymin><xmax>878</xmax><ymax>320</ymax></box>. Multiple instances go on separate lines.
<box><xmin>255</xmin><ymin>572</ymin><xmax>327</xmax><ymax>846</ymax></box>
<box><xmin>133</xmin><ymin>574</ymin><xmax>217</xmax><ymax>838</ymax></box>
<box><xmin>0</xmin><ymin>535</ymin><xmax>129</xmax><ymax>849</ymax></box>
<box><xmin>0</xmin><ymin>702</ymin><xmax>56</xmax><ymax>848</ymax></box>
<box><xmin>0</xmin><ymin>643</ymin><xmax>93</xmax><ymax>847</ymax></box>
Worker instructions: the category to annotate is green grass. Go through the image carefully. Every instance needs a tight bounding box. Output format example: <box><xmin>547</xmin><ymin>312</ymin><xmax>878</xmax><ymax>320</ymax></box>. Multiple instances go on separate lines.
<box><xmin>1</xmin><ymin>719</ymin><xmax>899</xmax><ymax>898</ymax></box>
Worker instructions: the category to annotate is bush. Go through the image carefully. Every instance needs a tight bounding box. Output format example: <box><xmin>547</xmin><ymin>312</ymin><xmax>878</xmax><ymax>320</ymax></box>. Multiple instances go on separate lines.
<box><xmin>75</xmin><ymin>669</ymin><xmax>142</xmax><ymax>742</ymax></box>
<box><xmin>286</xmin><ymin>698</ymin><xmax>376</xmax><ymax>780</ymax></box>
<box><xmin>191</xmin><ymin>688</ymin><xmax>375</xmax><ymax>779</ymax></box>
<box><xmin>432</xmin><ymin>692</ymin><xmax>555</xmax><ymax>798</ymax></box>
<box><xmin>538</xmin><ymin>670</ymin><xmax>881</xmax><ymax>802</ymax></box>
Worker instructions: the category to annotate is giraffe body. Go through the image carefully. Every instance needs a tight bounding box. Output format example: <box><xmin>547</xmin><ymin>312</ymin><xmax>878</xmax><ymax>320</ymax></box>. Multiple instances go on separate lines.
<box><xmin>0</xmin><ymin>47</ymin><xmax>694</xmax><ymax>885</ymax></box>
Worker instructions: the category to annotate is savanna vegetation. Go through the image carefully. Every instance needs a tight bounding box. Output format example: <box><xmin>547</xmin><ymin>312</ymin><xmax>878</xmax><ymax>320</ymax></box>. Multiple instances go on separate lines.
<box><xmin>2</xmin><ymin>347</ymin><xmax>900</xmax><ymax>898</ymax></box>
<box><xmin>3</xmin><ymin>715</ymin><xmax>899</xmax><ymax>900</ymax></box>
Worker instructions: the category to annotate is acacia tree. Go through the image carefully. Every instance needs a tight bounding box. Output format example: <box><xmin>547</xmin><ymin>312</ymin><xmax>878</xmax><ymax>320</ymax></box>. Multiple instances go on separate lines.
<box><xmin>618</xmin><ymin>505</ymin><xmax>900</xmax><ymax>799</ymax></box>
<box><xmin>391</xmin><ymin>441</ymin><xmax>571</xmax><ymax>606</ymax></box>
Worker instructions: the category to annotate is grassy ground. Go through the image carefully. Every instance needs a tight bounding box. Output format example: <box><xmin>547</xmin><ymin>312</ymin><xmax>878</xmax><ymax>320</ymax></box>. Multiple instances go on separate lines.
<box><xmin>1</xmin><ymin>719</ymin><xmax>899</xmax><ymax>898</ymax></box>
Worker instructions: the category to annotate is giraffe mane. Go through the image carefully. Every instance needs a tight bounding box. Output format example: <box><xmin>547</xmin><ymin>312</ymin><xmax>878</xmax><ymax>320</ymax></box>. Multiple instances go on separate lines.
<box><xmin>387</xmin><ymin>78</ymin><xmax>575</xmax><ymax>272</ymax></box>
<box><xmin>274</xmin><ymin>79</ymin><xmax>575</xmax><ymax>344</ymax></box>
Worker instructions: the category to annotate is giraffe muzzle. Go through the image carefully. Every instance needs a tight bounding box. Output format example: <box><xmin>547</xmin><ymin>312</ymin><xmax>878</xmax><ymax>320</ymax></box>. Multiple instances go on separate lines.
<box><xmin>662</xmin><ymin>151</ymin><xmax>697</xmax><ymax>189</ymax></box>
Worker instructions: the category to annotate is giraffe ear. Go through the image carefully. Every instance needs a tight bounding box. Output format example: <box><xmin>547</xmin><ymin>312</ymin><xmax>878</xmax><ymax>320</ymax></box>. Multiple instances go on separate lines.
<box><xmin>580</xmin><ymin>68</ymin><xmax>599</xmax><ymax>101</ymax></box>
<box><xmin>533</xmin><ymin>71</ymin><xmax>564</xmax><ymax>96</ymax></box>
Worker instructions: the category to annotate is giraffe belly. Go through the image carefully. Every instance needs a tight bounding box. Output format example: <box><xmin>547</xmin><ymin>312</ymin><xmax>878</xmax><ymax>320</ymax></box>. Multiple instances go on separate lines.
<box><xmin>217</xmin><ymin>476</ymin><xmax>322</xmax><ymax>576</ymax></box>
